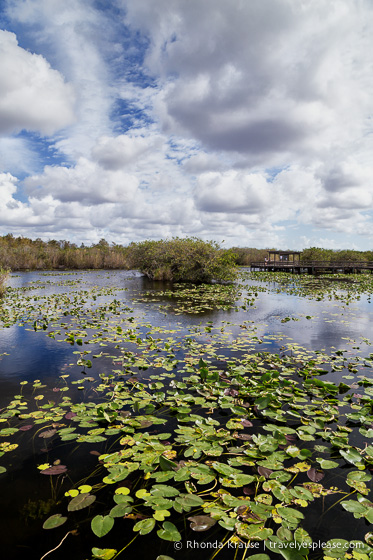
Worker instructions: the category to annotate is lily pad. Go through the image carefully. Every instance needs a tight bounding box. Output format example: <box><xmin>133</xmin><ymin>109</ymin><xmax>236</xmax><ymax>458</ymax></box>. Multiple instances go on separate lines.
<box><xmin>91</xmin><ymin>515</ymin><xmax>114</xmax><ymax>538</ymax></box>
<box><xmin>157</xmin><ymin>521</ymin><xmax>181</xmax><ymax>542</ymax></box>
<box><xmin>187</xmin><ymin>515</ymin><xmax>217</xmax><ymax>531</ymax></box>
<box><xmin>43</xmin><ymin>514</ymin><xmax>67</xmax><ymax>530</ymax></box>
<box><xmin>40</xmin><ymin>465</ymin><xmax>67</xmax><ymax>475</ymax></box>
<box><xmin>68</xmin><ymin>493</ymin><xmax>96</xmax><ymax>511</ymax></box>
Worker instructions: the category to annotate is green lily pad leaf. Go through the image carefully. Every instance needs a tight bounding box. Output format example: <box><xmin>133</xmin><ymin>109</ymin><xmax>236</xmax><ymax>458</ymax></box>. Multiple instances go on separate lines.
<box><xmin>43</xmin><ymin>514</ymin><xmax>67</xmax><ymax>530</ymax></box>
<box><xmin>91</xmin><ymin>515</ymin><xmax>114</xmax><ymax>538</ymax></box>
<box><xmin>175</xmin><ymin>493</ymin><xmax>204</xmax><ymax>509</ymax></box>
<box><xmin>277</xmin><ymin>527</ymin><xmax>293</xmax><ymax>541</ymax></box>
<box><xmin>68</xmin><ymin>493</ymin><xmax>96</xmax><ymax>511</ymax></box>
<box><xmin>157</xmin><ymin>521</ymin><xmax>181</xmax><ymax>542</ymax></box>
<box><xmin>135</xmin><ymin>489</ymin><xmax>151</xmax><ymax>499</ymax></box>
<box><xmin>294</xmin><ymin>528</ymin><xmax>312</xmax><ymax>548</ymax></box>
<box><xmin>113</xmin><ymin>494</ymin><xmax>133</xmax><ymax>505</ymax></box>
<box><xmin>211</xmin><ymin>462</ymin><xmax>239</xmax><ymax>476</ymax></box>
<box><xmin>91</xmin><ymin>548</ymin><xmax>117</xmax><ymax>560</ymax></box>
<box><xmin>153</xmin><ymin>509</ymin><xmax>171</xmax><ymax>521</ymax></box>
<box><xmin>317</xmin><ymin>458</ymin><xmax>339</xmax><ymax>469</ymax></box>
<box><xmin>151</xmin><ymin>484</ymin><xmax>180</xmax><ymax>497</ymax></box>
<box><xmin>218</xmin><ymin>517</ymin><xmax>237</xmax><ymax>531</ymax></box>
<box><xmin>236</xmin><ymin>522</ymin><xmax>273</xmax><ymax>540</ymax></box>
<box><xmin>133</xmin><ymin>518</ymin><xmax>156</xmax><ymax>535</ymax></box>
<box><xmin>341</xmin><ymin>500</ymin><xmax>367</xmax><ymax>514</ymax></box>
<box><xmin>339</xmin><ymin>448</ymin><xmax>363</xmax><ymax>466</ymax></box>
<box><xmin>65</xmin><ymin>489</ymin><xmax>79</xmax><ymax>498</ymax></box>
<box><xmin>364</xmin><ymin>508</ymin><xmax>373</xmax><ymax>523</ymax></box>
<box><xmin>110</xmin><ymin>504</ymin><xmax>132</xmax><ymax>517</ymax></box>
<box><xmin>159</xmin><ymin>455</ymin><xmax>178</xmax><ymax>471</ymax></box>
<box><xmin>188</xmin><ymin>515</ymin><xmax>217</xmax><ymax>531</ymax></box>
<box><xmin>266</xmin><ymin>539</ymin><xmax>306</xmax><ymax>560</ymax></box>
<box><xmin>347</xmin><ymin>471</ymin><xmax>372</xmax><ymax>483</ymax></box>
<box><xmin>365</xmin><ymin>446</ymin><xmax>373</xmax><ymax>457</ymax></box>
<box><xmin>78</xmin><ymin>484</ymin><xmax>92</xmax><ymax>493</ymax></box>
<box><xmin>115</xmin><ymin>487</ymin><xmax>130</xmax><ymax>496</ymax></box>
<box><xmin>285</xmin><ymin>446</ymin><xmax>300</xmax><ymax>458</ymax></box>
<box><xmin>156</xmin><ymin>557</ymin><xmax>176</xmax><ymax>560</ymax></box>
<box><xmin>0</xmin><ymin>466</ymin><xmax>6</xmax><ymax>474</ymax></box>
<box><xmin>276</xmin><ymin>507</ymin><xmax>304</xmax><ymax>520</ymax></box>
<box><xmin>323</xmin><ymin>539</ymin><xmax>350</xmax><ymax>558</ymax></box>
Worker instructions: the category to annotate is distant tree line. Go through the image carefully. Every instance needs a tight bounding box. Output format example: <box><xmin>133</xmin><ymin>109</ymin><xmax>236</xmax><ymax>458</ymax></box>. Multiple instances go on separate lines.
<box><xmin>1</xmin><ymin>235</ymin><xmax>372</xmax><ymax>274</ymax></box>
<box><xmin>300</xmin><ymin>247</ymin><xmax>373</xmax><ymax>262</ymax></box>
<box><xmin>232</xmin><ymin>246</ymin><xmax>373</xmax><ymax>265</ymax></box>
<box><xmin>232</xmin><ymin>248</ymin><xmax>275</xmax><ymax>265</ymax></box>
<box><xmin>0</xmin><ymin>234</ymin><xmax>128</xmax><ymax>270</ymax></box>
<box><xmin>0</xmin><ymin>235</ymin><xmax>237</xmax><ymax>283</ymax></box>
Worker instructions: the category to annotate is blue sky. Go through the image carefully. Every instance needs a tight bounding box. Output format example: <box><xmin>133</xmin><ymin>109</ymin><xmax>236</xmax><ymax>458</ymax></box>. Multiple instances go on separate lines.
<box><xmin>1</xmin><ymin>0</ymin><xmax>373</xmax><ymax>250</ymax></box>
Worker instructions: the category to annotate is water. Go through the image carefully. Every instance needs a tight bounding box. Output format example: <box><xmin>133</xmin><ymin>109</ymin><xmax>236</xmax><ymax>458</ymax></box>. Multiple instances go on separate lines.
<box><xmin>1</xmin><ymin>270</ymin><xmax>372</xmax><ymax>560</ymax></box>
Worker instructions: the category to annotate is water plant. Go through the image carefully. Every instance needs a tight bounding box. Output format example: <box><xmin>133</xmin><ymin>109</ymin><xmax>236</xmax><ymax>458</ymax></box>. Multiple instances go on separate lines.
<box><xmin>0</xmin><ymin>270</ymin><xmax>373</xmax><ymax>560</ymax></box>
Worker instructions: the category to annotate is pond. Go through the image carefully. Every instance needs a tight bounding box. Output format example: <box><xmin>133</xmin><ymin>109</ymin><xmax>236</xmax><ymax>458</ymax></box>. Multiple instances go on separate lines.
<box><xmin>0</xmin><ymin>269</ymin><xmax>373</xmax><ymax>560</ymax></box>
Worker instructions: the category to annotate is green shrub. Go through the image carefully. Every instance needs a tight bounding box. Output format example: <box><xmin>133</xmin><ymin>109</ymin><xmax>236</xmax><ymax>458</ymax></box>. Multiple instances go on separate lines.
<box><xmin>0</xmin><ymin>268</ymin><xmax>10</xmax><ymax>298</ymax></box>
<box><xmin>126</xmin><ymin>238</ymin><xmax>238</xmax><ymax>283</ymax></box>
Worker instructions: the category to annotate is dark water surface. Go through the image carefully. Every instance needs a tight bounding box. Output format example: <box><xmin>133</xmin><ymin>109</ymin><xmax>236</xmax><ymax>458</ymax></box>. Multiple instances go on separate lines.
<box><xmin>0</xmin><ymin>270</ymin><xmax>372</xmax><ymax>560</ymax></box>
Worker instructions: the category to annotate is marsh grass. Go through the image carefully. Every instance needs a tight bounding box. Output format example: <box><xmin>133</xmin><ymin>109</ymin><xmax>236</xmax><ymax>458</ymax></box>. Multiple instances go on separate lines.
<box><xmin>0</xmin><ymin>267</ymin><xmax>9</xmax><ymax>297</ymax></box>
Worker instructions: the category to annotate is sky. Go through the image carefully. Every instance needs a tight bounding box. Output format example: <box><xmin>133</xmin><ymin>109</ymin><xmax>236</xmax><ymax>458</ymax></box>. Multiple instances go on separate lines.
<box><xmin>0</xmin><ymin>0</ymin><xmax>373</xmax><ymax>250</ymax></box>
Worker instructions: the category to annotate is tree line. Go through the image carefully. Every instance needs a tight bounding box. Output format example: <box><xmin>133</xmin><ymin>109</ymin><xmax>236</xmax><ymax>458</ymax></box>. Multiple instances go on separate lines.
<box><xmin>0</xmin><ymin>234</ymin><xmax>372</xmax><ymax>274</ymax></box>
<box><xmin>0</xmin><ymin>235</ymin><xmax>128</xmax><ymax>270</ymax></box>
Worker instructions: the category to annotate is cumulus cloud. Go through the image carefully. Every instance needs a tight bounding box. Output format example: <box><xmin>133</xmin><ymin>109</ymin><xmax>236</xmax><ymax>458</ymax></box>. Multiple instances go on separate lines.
<box><xmin>92</xmin><ymin>134</ymin><xmax>162</xmax><ymax>170</ymax></box>
<box><xmin>195</xmin><ymin>171</ymin><xmax>271</xmax><ymax>214</ymax></box>
<box><xmin>1</xmin><ymin>0</ymin><xmax>373</xmax><ymax>249</ymax></box>
<box><xmin>123</xmin><ymin>0</ymin><xmax>373</xmax><ymax>161</ymax></box>
<box><xmin>0</xmin><ymin>30</ymin><xmax>75</xmax><ymax>135</ymax></box>
<box><xmin>24</xmin><ymin>158</ymin><xmax>139</xmax><ymax>205</ymax></box>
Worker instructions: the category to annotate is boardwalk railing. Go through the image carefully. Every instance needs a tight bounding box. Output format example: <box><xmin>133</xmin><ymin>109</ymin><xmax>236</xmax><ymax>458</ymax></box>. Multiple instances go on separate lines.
<box><xmin>250</xmin><ymin>260</ymin><xmax>373</xmax><ymax>272</ymax></box>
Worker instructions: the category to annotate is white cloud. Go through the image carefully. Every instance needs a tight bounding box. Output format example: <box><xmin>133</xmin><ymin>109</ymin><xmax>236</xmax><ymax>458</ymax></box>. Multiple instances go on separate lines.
<box><xmin>123</xmin><ymin>0</ymin><xmax>373</xmax><ymax>162</ymax></box>
<box><xmin>1</xmin><ymin>0</ymin><xmax>373</xmax><ymax>248</ymax></box>
<box><xmin>0</xmin><ymin>30</ymin><xmax>75</xmax><ymax>135</ymax></box>
<box><xmin>91</xmin><ymin>134</ymin><xmax>163</xmax><ymax>170</ymax></box>
<box><xmin>24</xmin><ymin>158</ymin><xmax>139</xmax><ymax>205</ymax></box>
<box><xmin>0</xmin><ymin>137</ymin><xmax>38</xmax><ymax>175</ymax></box>
<box><xmin>195</xmin><ymin>171</ymin><xmax>271</xmax><ymax>214</ymax></box>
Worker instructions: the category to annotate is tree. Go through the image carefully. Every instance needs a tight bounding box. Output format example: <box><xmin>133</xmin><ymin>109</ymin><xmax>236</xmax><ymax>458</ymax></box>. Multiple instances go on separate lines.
<box><xmin>126</xmin><ymin>237</ymin><xmax>237</xmax><ymax>283</ymax></box>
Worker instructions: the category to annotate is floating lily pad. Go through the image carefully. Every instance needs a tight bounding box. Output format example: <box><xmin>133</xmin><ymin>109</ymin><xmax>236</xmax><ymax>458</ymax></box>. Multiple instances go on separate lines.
<box><xmin>40</xmin><ymin>465</ymin><xmax>67</xmax><ymax>475</ymax></box>
<box><xmin>188</xmin><ymin>515</ymin><xmax>217</xmax><ymax>531</ymax></box>
<box><xmin>91</xmin><ymin>549</ymin><xmax>117</xmax><ymax>560</ymax></box>
<box><xmin>43</xmin><ymin>514</ymin><xmax>67</xmax><ymax>530</ymax></box>
<box><xmin>91</xmin><ymin>515</ymin><xmax>114</xmax><ymax>538</ymax></box>
<box><xmin>307</xmin><ymin>468</ymin><xmax>324</xmax><ymax>482</ymax></box>
<box><xmin>157</xmin><ymin>521</ymin><xmax>181</xmax><ymax>542</ymax></box>
<box><xmin>68</xmin><ymin>493</ymin><xmax>96</xmax><ymax>511</ymax></box>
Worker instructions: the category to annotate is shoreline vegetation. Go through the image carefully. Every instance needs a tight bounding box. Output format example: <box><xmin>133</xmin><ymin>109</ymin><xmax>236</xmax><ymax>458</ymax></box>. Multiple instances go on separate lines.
<box><xmin>0</xmin><ymin>267</ymin><xmax>9</xmax><ymax>297</ymax></box>
<box><xmin>1</xmin><ymin>235</ymin><xmax>373</xmax><ymax>290</ymax></box>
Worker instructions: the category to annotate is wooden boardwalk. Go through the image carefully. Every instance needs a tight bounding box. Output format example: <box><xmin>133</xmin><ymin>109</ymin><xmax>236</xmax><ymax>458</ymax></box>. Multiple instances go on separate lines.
<box><xmin>250</xmin><ymin>260</ymin><xmax>373</xmax><ymax>274</ymax></box>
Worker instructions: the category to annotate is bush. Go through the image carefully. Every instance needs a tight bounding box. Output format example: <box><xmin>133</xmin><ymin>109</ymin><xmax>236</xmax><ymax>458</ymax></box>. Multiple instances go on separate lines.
<box><xmin>0</xmin><ymin>268</ymin><xmax>9</xmax><ymax>298</ymax></box>
<box><xmin>126</xmin><ymin>238</ymin><xmax>238</xmax><ymax>283</ymax></box>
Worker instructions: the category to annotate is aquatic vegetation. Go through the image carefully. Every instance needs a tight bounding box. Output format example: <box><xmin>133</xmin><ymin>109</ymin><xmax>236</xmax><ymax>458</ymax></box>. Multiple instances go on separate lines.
<box><xmin>0</xmin><ymin>270</ymin><xmax>373</xmax><ymax>559</ymax></box>
<box><xmin>0</xmin><ymin>267</ymin><xmax>9</xmax><ymax>297</ymax></box>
